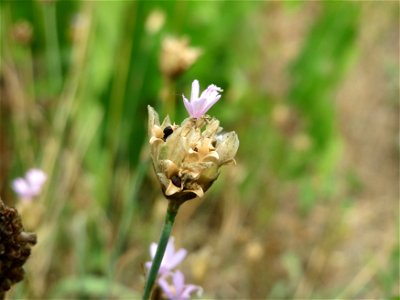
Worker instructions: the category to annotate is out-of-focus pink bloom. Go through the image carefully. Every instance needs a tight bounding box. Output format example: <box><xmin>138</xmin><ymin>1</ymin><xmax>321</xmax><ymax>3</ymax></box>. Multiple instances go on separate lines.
<box><xmin>12</xmin><ymin>168</ymin><xmax>47</xmax><ymax>201</ymax></box>
<box><xmin>145</xmin><ymin>237</ymin><xmax>187</xmax><ymax>276</ymax></box>
<box><xmin>158</xmin><ymin>270</ymin><xmax>203</xmax><ymax>300</ymax></box>
<box><xmin>182</xmin><ymin>80</ymin><xmax>223</xmax><ymax>119</ymax></box>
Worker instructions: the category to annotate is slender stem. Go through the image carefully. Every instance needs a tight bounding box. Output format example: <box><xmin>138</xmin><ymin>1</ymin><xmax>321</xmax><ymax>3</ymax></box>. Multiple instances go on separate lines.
<box><xmin>42</xmin><ymin>2</ymin><xmax>62</xmax><ymax>93</ymax></box>
<box><xmin>142</xmin><ymin>202</ymin><xmax>179</xmax><ymax>300</ymax></box>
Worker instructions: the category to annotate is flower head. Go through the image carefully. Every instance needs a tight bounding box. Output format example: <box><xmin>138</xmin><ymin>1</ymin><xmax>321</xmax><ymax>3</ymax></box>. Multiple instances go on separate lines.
<box><xmin>145</xmin><ymin>237</ymin><xmax>187</xmax><ymax>276</ymax></box>
<box><xmin>11</xmin><ymin>169</ymin><xmax>47</xmax><ymax>201</ymax></box>
<box><xmin>0</xmin><ymin>199</ymin><xmax>37</xmax><ymax>292</ymax></box>
<box><xmin>182</xmin><ymin>80</ymin><xmax>222</xmax><ymax>119</ymax></box>
<box><xmin>158</xmin><ymin>270</ymin><xmax>203</xmax><ymax>300</ymax></box>
<box><xmin>148</xmin><ymin>104</ymin><xmax>239</xmax><ymax>203</ymax></box>
<box><xmin>160</xmin><ymin>37</ymin><xmax>202</xmax><ymax>79</ymax></box>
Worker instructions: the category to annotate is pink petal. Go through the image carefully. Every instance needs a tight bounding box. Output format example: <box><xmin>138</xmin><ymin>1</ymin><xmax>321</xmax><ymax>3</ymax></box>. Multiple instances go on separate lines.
<box><xmin>200</xmin><ymin>84</ymin><xmax>222</xmax><ymax>99</ymax></box>
<box><xmin>164</xmin><ymin>237</ymin><xmax>176</xmax><ymax>262</ymax></box>
<box><xmin>12</xmin><ymin>178</ymin><xmax>33</xmax><ymax>199</ymax></box>
<box><xmin>167</xmin><ymin>248</ymin><xmax>187</xmax><ymax>270</ymax></box>
<box><xmin>147</xmin><ymin>237</ymin><xmax>187</xmax><ymax>277</ymax></box>
<box><xmin>190</xmin><ymin>98</ymin><xmax>208</xmax><ymax>118</ymax></box>
<box><xmin>190</xmin><ymin>80</ymin><xmax>200</xmax><ymax>101</ymax></box>
<box><xmin>144</xmin><ymin>261</ymin><xmax>152</xmax><ymax>271</ymax></box>
<box><xmin>181</xmin><ymin>285</ymin><xmax>203</xmax><ymax>299</ymax></box>
<box><xmin>201</xmin><ymin>94</ymin><xmax>221</xmax><ymax>116</ymax></box>
<box><xmin>182</xmin><ymin>96</ymin><xmax>193</xmax><ymax>117</ymax></box>
<box><xmin>172</xmin><ymin>270</ymin><xmax>185</xmax><ymax>294</ymax></box>
<box><xmin>158</xmin><ymin>277</ymin><xmax>175</xmax><ymax>299</ymax></box>
<box><xmin>26</xmin><ymin>169</ymin><xmax>47</xmax><ymax>187</ymax></box>
<box><xmin>200</xmin><ymin>86</ymin><xmax>212</xmax><ymax>99</ymax></box>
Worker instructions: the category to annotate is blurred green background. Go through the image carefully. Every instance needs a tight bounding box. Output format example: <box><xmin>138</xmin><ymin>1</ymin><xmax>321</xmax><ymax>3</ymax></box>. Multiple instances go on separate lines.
<box><xmin>1</xmin><ymin>1</ymin><xmax>399</xmax><ymax>299</ymax></box>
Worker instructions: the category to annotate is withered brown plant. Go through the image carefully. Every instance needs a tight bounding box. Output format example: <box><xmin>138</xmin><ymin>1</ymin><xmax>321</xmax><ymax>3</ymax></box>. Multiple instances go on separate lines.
<box><xmin>0</xmin><ymin>199</ymin><xmax>37</xmax><ymax>298</ymax></box>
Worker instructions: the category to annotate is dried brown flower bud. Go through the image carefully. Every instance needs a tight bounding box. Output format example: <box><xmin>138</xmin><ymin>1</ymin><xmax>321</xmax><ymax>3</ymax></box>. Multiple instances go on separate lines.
<box><xmin>145</xmin><ymin>9</ymin><xmax>165</xmax><ymax>35</ymax></box>
<box><xmin>159</xmin><ymin>36</ymin><xmax>202</xmax><ymax>79</ymax></box>
<box><xmin>0</xmin><ymin>199</ymin><xmax>36</xmax><ymax>295</ymax></box>
<box><xmin>11</xmin><ymin>21</ymin><xmax>33</xmax><ymax>46</ymax></box>
<box><xmin>148</xmin><ymin>106</ymin><xmax>239</xmax><ymax>204</ymax></box>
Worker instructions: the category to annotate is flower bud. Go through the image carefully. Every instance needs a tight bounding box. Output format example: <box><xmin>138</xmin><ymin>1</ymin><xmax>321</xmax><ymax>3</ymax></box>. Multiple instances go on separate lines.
<box><xmin>159</xmin><ymin>36</ymin><xmax>202</xmax><ymax>79</ymax></box>
<box><xmin>148</xmin><ymin>106</ymin><xmax>239</xmax><ymax>203</ymax></box>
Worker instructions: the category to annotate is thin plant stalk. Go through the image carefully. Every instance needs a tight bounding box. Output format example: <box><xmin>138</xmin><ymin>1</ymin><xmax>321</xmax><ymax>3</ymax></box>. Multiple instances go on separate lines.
<box><xmin>142</xmin><ymin>201</ymin><xmax>180</xmax><ymax>300</ymax></box>
<box><xmin>42</xmin><ymin>1</ymin><xmax>62</xmax><ymax>93</ymax></box>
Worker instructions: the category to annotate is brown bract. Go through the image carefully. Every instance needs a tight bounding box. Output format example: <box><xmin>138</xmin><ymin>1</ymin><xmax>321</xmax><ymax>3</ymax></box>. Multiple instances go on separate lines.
<box><xmin>148</xmin><ymin>106</ymin><xmax>239</xmax><ymax>203</ymax></box>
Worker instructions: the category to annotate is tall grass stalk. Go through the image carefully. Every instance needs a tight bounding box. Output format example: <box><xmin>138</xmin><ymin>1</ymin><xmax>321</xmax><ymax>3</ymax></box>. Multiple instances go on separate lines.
<box><xmin>42</xmin><ymin>2</ymin><xmax>63</xmax><ymax>93</ymax></box>
<box><xmin>107</xmin><ymin>2</ymin><xmax>136</xmax><ymax>158</ymax></box>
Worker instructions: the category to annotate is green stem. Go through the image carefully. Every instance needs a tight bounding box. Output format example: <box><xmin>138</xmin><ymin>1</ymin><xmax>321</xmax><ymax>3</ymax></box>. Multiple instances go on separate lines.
<box><xmin>42</xmin><ymin>2</ymin><xmax>62</xmax><ymax>93</ymax></box>
<box><xmin>142</xmin><ymin>202</ymin><xmax>179</xmax><ymax>300</ymax></box>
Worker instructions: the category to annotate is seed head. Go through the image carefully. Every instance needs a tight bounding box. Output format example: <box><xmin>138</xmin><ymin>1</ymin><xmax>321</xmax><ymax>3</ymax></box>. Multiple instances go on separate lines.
<box><xmin>148</xmin><ymin>105</ymin><xmax>239</xmax><ymax>203</ymax></box>
<box><xmin>0</xmin><ymin>199</ymin><xmax>37</xmax><ymax>294</ymax></box>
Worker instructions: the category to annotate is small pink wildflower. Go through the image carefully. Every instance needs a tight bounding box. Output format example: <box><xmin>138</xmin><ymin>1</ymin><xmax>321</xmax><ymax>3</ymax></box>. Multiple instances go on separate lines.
<box><xmin>12</xmin><ymin>168</ymin><xmax>47</xmax><ymax>201</ymax></box>
<box><xmin>145</xmin><ymin>237</ymin><xmax>187</xmax><ymax>276</ymax></box>
<box><xmin>158</xmin><ymin>270</ymin><xmax>203</xmax><ymax>300</ymax></box>
<box><xmin>182</xmin><ymin>80</ymin><xmax>223</xmax><ymax>119</ymax></box>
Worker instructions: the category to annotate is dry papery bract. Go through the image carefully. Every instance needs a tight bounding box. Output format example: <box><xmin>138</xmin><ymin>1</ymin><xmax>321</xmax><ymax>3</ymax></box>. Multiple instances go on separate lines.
<box><xmin>148</xmin><ymin>106</ymin><xmax>239</xmax><ymax>204</ymax></box>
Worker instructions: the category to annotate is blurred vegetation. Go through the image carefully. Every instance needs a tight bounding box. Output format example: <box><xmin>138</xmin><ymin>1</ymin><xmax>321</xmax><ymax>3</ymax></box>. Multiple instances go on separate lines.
<box><xmin>0</xmin><ymin>1</ymin><xmax>398</xmax><ymax>299</ymax></box>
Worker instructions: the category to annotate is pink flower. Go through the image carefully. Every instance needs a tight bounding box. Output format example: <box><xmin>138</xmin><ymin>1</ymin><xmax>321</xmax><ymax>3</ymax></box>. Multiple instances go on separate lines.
<box><xmin>12</xmin><ymin>168</ymin><xmax>47</xmax><ymax>201</ymax></box>
<box><xmin>158</xmin><ymin>270</ymin><xmax>203</xmax><ymax>300</ymax></box>
<box><xmin>145</xmin><ymin>237</ymin><xmax>187</xmax><ymax>276</ymax></box>
<box><xmin>182</xmin><ymin>80</ymin><xmax>223</xmax><ymax>118</ymax></box>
